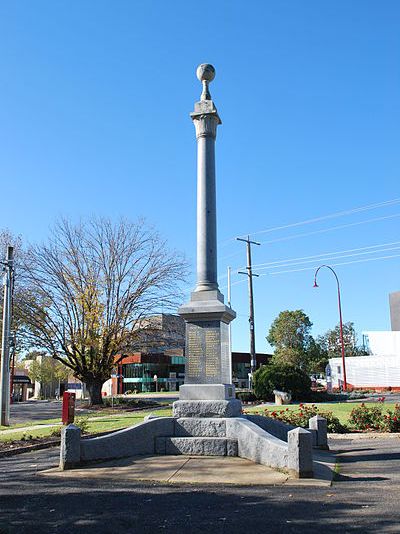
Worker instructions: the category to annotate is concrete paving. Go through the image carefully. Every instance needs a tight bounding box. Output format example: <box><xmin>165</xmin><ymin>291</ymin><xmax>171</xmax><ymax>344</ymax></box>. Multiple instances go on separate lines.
<box><xmin>41</xmin><ymin>455</ymin><xmax>289</xmax><ymax>485</ymax></box>
<box><xmin>40</xmin><ymin>451</ymin><xmax>334</xmax><ymax>486</ymax></box>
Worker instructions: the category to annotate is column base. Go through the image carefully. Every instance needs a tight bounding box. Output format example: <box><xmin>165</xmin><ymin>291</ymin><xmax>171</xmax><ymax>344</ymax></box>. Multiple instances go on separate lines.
<box><xmin>179</xmin><ymin>383</ymin><xmax>235</xmax><ymax>401</ymax></box>
<box><xmin>173</xmin><ymin>399</ymin><xmax>242</xmax><ymax>418</ymax></box>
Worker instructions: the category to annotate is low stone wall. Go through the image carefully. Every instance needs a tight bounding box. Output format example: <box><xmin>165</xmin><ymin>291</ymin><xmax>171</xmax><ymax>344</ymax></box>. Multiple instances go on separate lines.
<box><xmin>60</xmin><ymin>418</ymin><xmax>176</xmax><ymax>468</ymax></box>
<box><xmin>246</xmin><ymin>414</ymin><xmax>328</xmax><ymax>450</ymax></box>
<box><xmin>245</xmin><ymin>414</ymin><xmax>296</xmax><ymax>442</ymax></box>
<box><xmin>226</xmin><ymin>418</ymin><xmax>288</xmax><ymax>469</ymax></box>
<box><xmin>81</xmin><ymin>417</ymin><xmax>175</xmax><ymax>462</ymax></box>
<box><xmin>60</xmin><ymin>414</ymin><xmax>317</xmax><ymax>478</ymax></box>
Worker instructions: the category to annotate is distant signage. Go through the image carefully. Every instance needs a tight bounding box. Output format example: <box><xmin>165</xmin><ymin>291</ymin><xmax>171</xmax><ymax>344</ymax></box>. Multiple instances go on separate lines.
<box><xmin>67</xmin><ymin>383</ymin><xmax>82</xmax><ymax>390</ymax></box>
<box><xmin>13</xmin><ymin>375</ymin><xmax>31</xmax><ymax>385</ymax></box>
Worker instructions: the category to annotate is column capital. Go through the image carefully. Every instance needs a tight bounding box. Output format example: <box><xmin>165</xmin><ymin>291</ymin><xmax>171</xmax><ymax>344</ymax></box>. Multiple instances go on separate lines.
<box><xmin>191</xmin><ymin>101</ymin><xmax>221</xmax><ymax>139</ymax></box>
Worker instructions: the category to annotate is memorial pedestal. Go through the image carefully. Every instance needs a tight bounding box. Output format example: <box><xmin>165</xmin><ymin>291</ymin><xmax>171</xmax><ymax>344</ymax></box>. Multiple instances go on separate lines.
<box><xmin>175</xmin><ymin>289</ymin><xmax>238</xmax><ymax>418</ymax></box>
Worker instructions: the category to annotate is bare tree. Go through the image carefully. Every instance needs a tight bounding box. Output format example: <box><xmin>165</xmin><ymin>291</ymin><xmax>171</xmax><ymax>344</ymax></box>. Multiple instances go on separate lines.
<box><xmin>19</xmin><ymin>217</ymin><xmax>187</xmax><ymax>405</ymax></box>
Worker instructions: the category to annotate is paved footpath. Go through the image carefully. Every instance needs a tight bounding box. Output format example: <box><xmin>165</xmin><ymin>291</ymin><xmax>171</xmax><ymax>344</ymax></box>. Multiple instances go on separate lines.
<box><xmin>0</xmin><ymin>436</ymin><xmax>400</xmax><ymax>533</ymax></box>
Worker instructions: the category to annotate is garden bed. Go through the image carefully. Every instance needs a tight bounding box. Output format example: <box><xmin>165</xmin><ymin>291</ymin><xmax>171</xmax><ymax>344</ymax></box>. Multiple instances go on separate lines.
<box><xmin>245</xmin><ymin>400</ymin><xmax>400</xmax><ymax>433</ymax></box>
<box><xmin>0</xmin><ymin>436</ymin><xmax>61</xmax><ymax>457</ymax></box>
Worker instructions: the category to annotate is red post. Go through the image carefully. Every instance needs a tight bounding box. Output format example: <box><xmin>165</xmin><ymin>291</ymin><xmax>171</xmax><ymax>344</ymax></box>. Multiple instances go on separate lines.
<box><xmin>62</xmin><ymin>392</ymin><xmax>76</xmax><ymax>425</ymax></box>
<box><xmin>337</xmin><ymin>285</ymin><xmax>348</xmax><ymax>391</ymax></box>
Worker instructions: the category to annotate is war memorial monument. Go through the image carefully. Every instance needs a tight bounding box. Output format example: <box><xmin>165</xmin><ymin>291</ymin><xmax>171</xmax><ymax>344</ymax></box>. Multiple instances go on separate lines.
<box><xmin>60</xmin><ymin>65</ymin><xmax>326</xmax><ymax>478</ymax></box>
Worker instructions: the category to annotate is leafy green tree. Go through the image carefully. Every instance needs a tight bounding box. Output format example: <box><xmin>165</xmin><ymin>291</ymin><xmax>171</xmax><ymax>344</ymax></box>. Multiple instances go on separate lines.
<box><xmin>305</xmin><ymin>338</ymin><xmax>329</xmax><ymax>374</ymax></box>
<box><xmin>27</xmin><ymin>354</ymin><xmax>70</xmax><ymax>398</ymax></box>
<box><xmin>317</xmin><ymin>322</ymin><xmax>367</xmax><ymax>359</ymax></box>
<box><xmin>267</xmin><ymin>310</ymin><xmax>313</xmax><ymax>369</ymax></box>
<box><xmin>28</xmin><ymin>356</ymin><xmax>54</xmax><ymax>385</ymax></box>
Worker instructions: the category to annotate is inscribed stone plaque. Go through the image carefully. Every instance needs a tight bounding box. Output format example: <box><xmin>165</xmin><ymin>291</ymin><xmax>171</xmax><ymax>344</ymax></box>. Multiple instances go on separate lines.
<box><xmin>186</xmin><ymin>320</ymin><xmax>228</xmax><ymax>384</ymax></box>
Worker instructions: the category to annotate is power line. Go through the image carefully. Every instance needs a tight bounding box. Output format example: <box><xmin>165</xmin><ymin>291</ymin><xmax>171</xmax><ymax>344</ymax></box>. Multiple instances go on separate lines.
<box><xmin>251</xmin><ymin>240</ymin><xmax>400</xmax><ymax>269</ymax></box>
<box><xmin>220</xmin><ymin>251</ymin><xmax>400</xmax><ymax>286</ymax></box>
<box><xmin>254</xmin><ymin>244</ymin><xmax>400</xmax><ymax>272</ymax></box>
<box><xmin>236</xmin><ymin>197</ymin><xmax>400</xmax><ymax>240</ymax></box>
<box><xmin>220</xmin><ymin>198</ymin><xmax>400</xmax><ymax>262</ymax></box>
<box><xmin>260</xmin><ymin>213</ymin><xmax>400</xmax><ymax>245</ymax></box>
<box><xmin>220</xmin><ymin>240</ymin><xmax>400</xmax><ymax>282</ymax></box>
<box><xmin>265</xmin><ymin>252</ymin><xmax>400</xmax><ymax>276</ymax></box>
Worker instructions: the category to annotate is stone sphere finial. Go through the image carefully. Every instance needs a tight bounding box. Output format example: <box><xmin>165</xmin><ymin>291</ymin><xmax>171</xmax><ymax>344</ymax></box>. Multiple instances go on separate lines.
<box><xmin>196</xmin><ymin>64</ymin><xmax>215</xmax><ymax>101</ymax></box>
<box><xmin>196</xmin><ymin>64</ymin><xmax>216</xmax><ymax>83</ymax></box>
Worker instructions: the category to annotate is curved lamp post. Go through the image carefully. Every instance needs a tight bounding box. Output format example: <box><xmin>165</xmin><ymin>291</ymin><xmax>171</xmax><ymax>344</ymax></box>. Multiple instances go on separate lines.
<box><xmin>313</xmin><ymin>265</ymin><xmax>348</xmax><ymax>391</ymax></box>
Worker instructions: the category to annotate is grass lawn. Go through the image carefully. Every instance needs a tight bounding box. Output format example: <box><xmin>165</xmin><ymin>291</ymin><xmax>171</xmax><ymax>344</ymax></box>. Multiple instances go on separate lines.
<box><xmin>0</xmin><ymin>419</ymin><xmax>63</xmax><ymax>431</ymax></box>
<box><xmin>0</xmin><ymin>408</ymin><xmax>173</xmax><ymax>442</ymax></box>
<box><xmin>244</xmin><ymin>402</ymin><xmax>394</xmax><ymax>425</ymax></box>
<box><xmin>0</xmin><ymin>410</ymin><xmax>116</xmax><ymax>432</ymax></box>
<box><xmin>2</xmin><ymin>401</ymin><xmax>397</xmax><ymax>441</ymax></box>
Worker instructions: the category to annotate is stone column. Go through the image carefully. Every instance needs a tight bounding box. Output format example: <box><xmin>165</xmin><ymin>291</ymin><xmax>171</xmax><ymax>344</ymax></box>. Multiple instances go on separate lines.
<box><xmin>192</xmin><ymin>77</ymin><xmax>220</xmax><ymax>292</ymax></box>
<box><xmin>175</xmin><ymin>65</ymin><xmax>239</xmax><ymax>417</ymax></box>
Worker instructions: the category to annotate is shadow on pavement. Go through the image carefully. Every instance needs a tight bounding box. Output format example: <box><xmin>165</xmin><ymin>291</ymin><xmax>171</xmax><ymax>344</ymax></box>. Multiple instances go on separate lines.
<box><xmin>1</xmin><ymin>445</ymin><xmax>400</xmax><ymax>533</ymax></box>
<box><xmin>1</xmin><ymin>481</ymin><xmax>398</xmax><ymax>534</ymax></box>
<box><xmin>336</xmin><ymin>452</ymin><xmax>400</xmax><ymax>463</ymax></box>
<box><xmin>333</xmin><ymin>473</ymin><xmax>390</xmax><ymax>482</ymax></box>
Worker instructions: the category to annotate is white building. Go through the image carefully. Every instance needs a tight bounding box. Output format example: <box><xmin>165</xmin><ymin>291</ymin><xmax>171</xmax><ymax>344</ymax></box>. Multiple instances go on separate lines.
<box><xmin>329</xmin><ymin>331</ymin><xmax>400</xmax><ymax>390</ymax></box>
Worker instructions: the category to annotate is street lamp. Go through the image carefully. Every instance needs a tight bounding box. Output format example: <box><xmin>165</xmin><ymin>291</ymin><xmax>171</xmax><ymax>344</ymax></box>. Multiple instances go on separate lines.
<box><xmin>313</xmin><ymin>265</ymin><xmax>348</xmax><ymax>391</ymax></box>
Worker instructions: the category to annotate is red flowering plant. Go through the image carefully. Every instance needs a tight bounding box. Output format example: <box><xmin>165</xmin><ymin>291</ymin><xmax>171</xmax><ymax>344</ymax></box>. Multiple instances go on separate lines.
<box><xmin>266</xmin><ymin>403</ymin><xmax>346</xmax><ymax>433</ymax></box>
<box><xmin>349</xmin><ymin>402</ymin><xmax>400</xmax><ymax>432</ymax></box>
<box><xmin>380</xmin><ymin>404</ymin><xmax>400</xmax><ymax>432</ymax></box>
<box><xmin>349</xmin><ymin>403</ymin><xmax>383</xmax><ymax>431</ymax></box>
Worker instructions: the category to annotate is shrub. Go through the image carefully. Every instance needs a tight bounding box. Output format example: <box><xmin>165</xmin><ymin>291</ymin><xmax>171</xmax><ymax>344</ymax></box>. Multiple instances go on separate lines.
<box><xmin>349</xmin><ymin>403</ymin><xmax>384</xmax><ymax>431</ymax></box>
<box><xmin>75</xmin><ymin>416</ymin><xmax>89</xmax><ymax>434</ymax></box>
<box><xmin>253</xmin><ymin>363</ymin><xmax>311</xmax><ymax>401</ymax></box>
<box><xmin>380</xmin><ymin>404</ymin><xmax>400</xmax><ymax>432</ymax></box>
<box><xmin>49</xmin><ymin>427</ymin><xmax>62</xmax><ymax>437</ymax></box>
<box><xmin>349</xmin><ymin>403</ymin><xmax>400</xmax><ymax>432</ymax></box>
<box><xmin>266</xmin><ymin>404</ymin><xmax>347</xmax><ymax>433</ymax></box>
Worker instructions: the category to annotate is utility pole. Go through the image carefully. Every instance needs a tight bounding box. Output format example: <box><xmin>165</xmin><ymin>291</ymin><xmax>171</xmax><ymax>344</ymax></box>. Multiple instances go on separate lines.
<box><xmin>237</xmin><ymin>236</ymin><xmax>260</xmax><ymax>389</ymax></box>
<box><xmin>0</xmin><ymin>246</ymin><xmax>14</xmax><ymax>426</ymax></box>
<box><xmin>227</xmin><ymin>266</ymin><xmax>232</xmax><ymax>382</ymax></box>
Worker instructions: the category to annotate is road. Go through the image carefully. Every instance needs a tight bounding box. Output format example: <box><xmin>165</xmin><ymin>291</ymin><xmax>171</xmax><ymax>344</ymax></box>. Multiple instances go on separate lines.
<box><xmin>0</xmin><ymin>436</ymin><xmax>399</xmax><ymax>533</ymax></box>
<box><xmin>9</xmin><ymin>401</ymin><xmax>89</xmax><ymax>425</ymax></box>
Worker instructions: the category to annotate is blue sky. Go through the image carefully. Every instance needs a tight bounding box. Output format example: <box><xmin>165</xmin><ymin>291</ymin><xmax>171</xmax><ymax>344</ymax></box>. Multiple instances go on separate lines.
<box><xmin>1</xmin><ymin>1</ymin><xmax>399</xmax><ymax>352</ymax></box>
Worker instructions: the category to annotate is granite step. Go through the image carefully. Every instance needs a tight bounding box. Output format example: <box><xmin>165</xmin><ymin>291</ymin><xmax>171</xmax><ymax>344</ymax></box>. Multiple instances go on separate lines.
<box><xmin>174</xmin><ymin>418</ymin><xmax>226</xmax><ymax>437</ymax></box>
<box><xmin>155</xmin><ymin>436</ymin><xmax>238</xmax><ymax>457</ymax></box>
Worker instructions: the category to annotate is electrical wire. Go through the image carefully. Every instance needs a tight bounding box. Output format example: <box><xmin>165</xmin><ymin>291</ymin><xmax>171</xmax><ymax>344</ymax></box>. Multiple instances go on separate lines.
<box><xmin>259</xmin><ymin>213</ymin><xmax>400</xmax><ymax>245</ymax></box>
<box><xmin>254</xmin><ymin>244</ymin><xmax>400</xmax><ymax>272</ymax></box>
<box><xmin>265</xmin><ymin>253</ymin><xmax>400</xmax><ymax>276</ymax></box>
<box><xmin>235</xmin><ymin>197</ymin><xmax>400</xmax><ymax>240</ymax></box>
<box><xmin>251</xmin><ymin>240</ymin><xmax>400</xmax><ymax>269</ymax></box>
